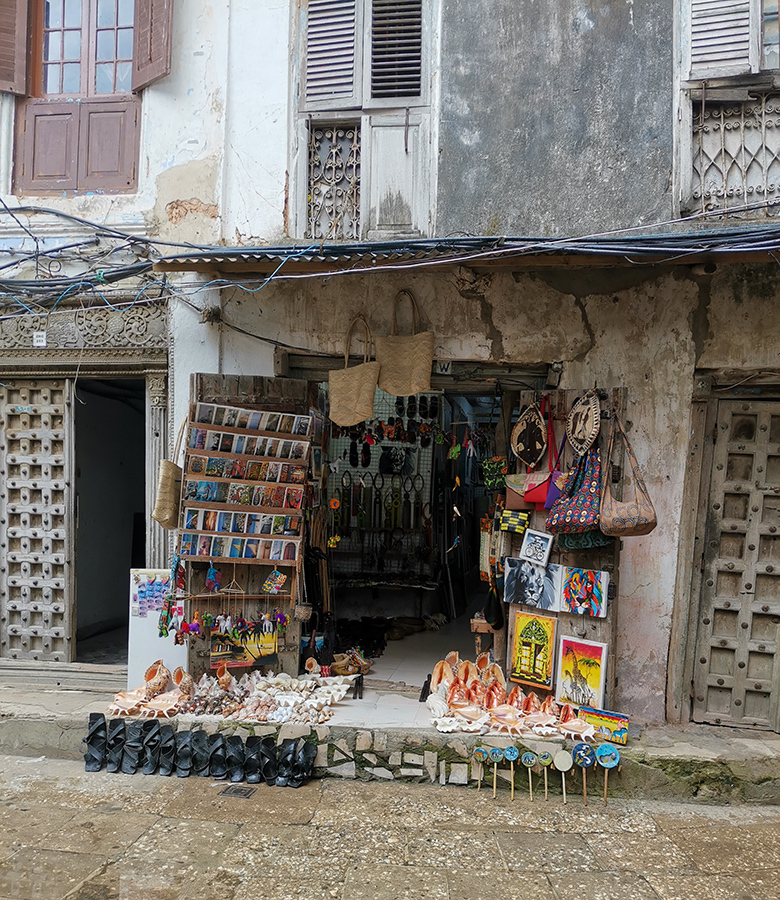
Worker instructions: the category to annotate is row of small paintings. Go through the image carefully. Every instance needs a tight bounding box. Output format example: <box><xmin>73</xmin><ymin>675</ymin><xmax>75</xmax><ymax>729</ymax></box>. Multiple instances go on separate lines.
<box><xmin>179</xmin><ymin>533</ymin><xmax>300</xmax><ymax>561</ymax></box>
<box><xmin>195</xmin><ymin>402</ymin><xmax>312</xmax><ymax>437</ymax></box>
<box><xmin>504</xmin><ymin>559</ymin><xmax>609</xmax><ymax>618</ymax></box>
<box><xmin>183</xmin><ymin>481</ymin><xmax>304</xmax><ymax>509</ymax></box>
<box><xmin>182</xmin><ymin>508</ymin><xmax>302</xmax><ymax>537</ymax></box>
<box><xmin>188</xmin><ymin>428</ymin><xmax>310</xmax><ymax>459</ymax></box>
<box><xmin>510</xmin><ymin>607</ymin><xmax>607</xmax><ymax>709</ymax></box>
<box><xmin>187</xmin><ymin>455</ymin><xmax>308</xmax><ymax>481</ymax></box>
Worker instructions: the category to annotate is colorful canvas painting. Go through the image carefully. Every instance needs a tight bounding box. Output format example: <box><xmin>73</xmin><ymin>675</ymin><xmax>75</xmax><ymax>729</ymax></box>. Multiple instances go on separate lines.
<box><xmin>510</xmin><ymin>609</ymin><xmax>557</xmax><ymax>689</ymax></box>
<box><xmin>504</xmin><ymin>559</ymin><xmax>561</xmax><ymax>611</ymax></box>
<box><xmin>579</xmin><ymin>706</ymin><xmax>629</xmax><ymax>745</ymax></box>
<box><xmin>559</xmin><ymin>567</ymin><xmax>609</xmax><ymax>618</ymax></box>
<box><xmin>555</xmin><ymin>636</ymin><xmax>607</xmax><ymax>709</ymax></box>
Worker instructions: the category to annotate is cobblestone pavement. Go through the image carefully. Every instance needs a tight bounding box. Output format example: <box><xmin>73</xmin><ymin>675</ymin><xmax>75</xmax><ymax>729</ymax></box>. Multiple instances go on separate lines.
<box><xmin>2</xmin><ymin>754</ymin><xmax>780</xmax><ymax>900</ymax></box>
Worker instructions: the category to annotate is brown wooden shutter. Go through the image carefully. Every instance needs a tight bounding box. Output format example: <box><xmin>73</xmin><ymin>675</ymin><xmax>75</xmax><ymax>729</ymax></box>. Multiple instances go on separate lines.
<box><xmin>16</xmin><ymin>100</ymin><xmax>79</xmax><ymax>192</ymax></box>
<box><xmin>78</xmin><ymin>98</ymin><xmax>140</xmax><ymax>192</ymax></box>
<box><xmin>132</xmin><ymin>0</ymin><xmax>174</xmax><ymax>91</ymax></box>
<box><xmin>690</xmin><ymin>0</ymin><xmax>759</xmax><ymax>78</ymax></box>
<box><xmin>0</xmin><ymin>0</ymin><xmax>29</xmax><ymax>95</ymax></box>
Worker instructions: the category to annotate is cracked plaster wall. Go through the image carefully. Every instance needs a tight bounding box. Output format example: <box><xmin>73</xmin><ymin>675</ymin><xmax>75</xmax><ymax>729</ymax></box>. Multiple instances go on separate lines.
<box><xmin>190</xmin><ymin>265</ymin><xmax>780</xmax><ymax>723</ymax></box>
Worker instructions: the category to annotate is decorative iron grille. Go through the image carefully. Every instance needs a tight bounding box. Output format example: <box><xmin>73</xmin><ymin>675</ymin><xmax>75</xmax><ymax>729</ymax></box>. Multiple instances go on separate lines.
<box><xmin>307</xmin><ymin>122</ymin><xmax>361</xmax><ymax>240</ymax></box>
<box><xmin>692</xmin><ymin>95</ymin><xmax>780</xmax><ymax>216</ymax></box>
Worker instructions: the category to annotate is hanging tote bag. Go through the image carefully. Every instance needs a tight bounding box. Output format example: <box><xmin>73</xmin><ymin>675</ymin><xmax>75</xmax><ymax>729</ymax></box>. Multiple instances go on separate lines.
<box><xmin>328</xmin><ymin>316</ymin><xmax>380</xmax><ymax>427</ymax></box>
<box><xmin>375</xmin><ymin>290</ymin><xmax>435</xmax><ymax>396</ymax></box>
<box><xmin>524</xmin><ymin>401</ymin><xmax>563</xmax><ymax>509</ymax></box>
<box><xmin>152</xmin><ymin>417</ymin><xmax>187</xmax><ymax>530</ymax></box>
<box><xmin>600</xmin><ymin>413</ymin><xmax>657</xmax><ymax>537</ymax></box>
<box><xmin>545</xmin><ymin>446</ymin><xmax>602</xmax><ymax>534</ymax></box>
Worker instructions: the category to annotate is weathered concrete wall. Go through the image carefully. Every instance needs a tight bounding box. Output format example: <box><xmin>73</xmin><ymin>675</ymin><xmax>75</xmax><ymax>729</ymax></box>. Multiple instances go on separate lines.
<box><xmin>202</xmin><ymin>263</ymin><xmax>780</xmax><ymax>724</ymax></box>
<box><xmin>436</xmin><ymin>0</ymin><xmax>674</xmax><ymax>236</ymax></box>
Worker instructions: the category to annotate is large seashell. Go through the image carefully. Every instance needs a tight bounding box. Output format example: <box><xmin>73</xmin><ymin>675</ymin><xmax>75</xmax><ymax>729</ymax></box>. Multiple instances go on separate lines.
<box><xmin>506</xmin><ymin>685</ymin><xmax>525</xmax><ymax>709</ymax></box>
<box><xmin>475</xmin><ymin>650</ymin><xmax>491</xmax><ymax>671</ymax></box>
<box><xmin>484</xmin><ymin>679</ymin><xmax>507</xmax><ymax>710</ymax></box>
<box><xmin>431</xmin><ymin>660</ymin><xmax>455</xmax><ymax>691</ymax></box>
<box><xmin>143</xmin><ymin>660</ymin><xmax>171</xmax><ymax>701</ymax></box>
<box><xmin>457</xmin><ymin>660</ymin><xmax>480</xmax><ymax>686</ymax></box>
<box><xmin>426</xmin><ymin>693</ymin><xmax>449</xmax><ymax>718</ymax></box>
<box><xmin>432</xmin><ymin>716</ymin><xmax>461</xmax><ymax>733</ymax></box>
<box><xmin>521</xmin><ymin>691</ymin><xmax>542</xmax><ymax>714</ymax></box>
<box><xmin>540</xmin><ymin>694</ymin><xmax>560</xmax><ymax>717</ymax></box>
<box><xmin>445</xmin><ymin>650</ymin><xmax>461</xmax><ymax>673</ymax></box>
<box><xmin>558</xmin><ymin>702</ymin><xmax>577</xmax><ymax>724</ymax></box>
<box><xmin>446</xmin><ymin>677</ymin><xmax>468</xmax><ymax>707</ymax></box>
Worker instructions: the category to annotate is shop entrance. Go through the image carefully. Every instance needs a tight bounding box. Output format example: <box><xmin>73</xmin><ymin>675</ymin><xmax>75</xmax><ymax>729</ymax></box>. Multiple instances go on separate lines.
<box><xmin>692</xmin><ymin>399</ymin><xmax>780</xmax><ymax>730</ymax></box>
<box><xmin>74</xmin><ymin>379</ymin><xmax>146</xmax><ymax>663</ymax></box>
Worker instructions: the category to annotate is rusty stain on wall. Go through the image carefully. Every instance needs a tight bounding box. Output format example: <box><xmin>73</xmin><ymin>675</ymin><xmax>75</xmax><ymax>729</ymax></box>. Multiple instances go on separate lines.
<box><xmin>166</xmin><ymin>198</ymin><xmax>219</xmax><ymax>225</ymax></box>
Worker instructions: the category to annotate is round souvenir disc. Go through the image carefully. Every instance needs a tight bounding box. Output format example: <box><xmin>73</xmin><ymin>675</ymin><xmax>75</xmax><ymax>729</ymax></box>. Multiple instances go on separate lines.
<box><xmin>553</xmin><ymin>749</ymin><xmax>573</xmax><ymax>772</ymax></box>
<box><xmin>488</xmin><ymin>747</ymin><xmax>504</xmax><ymax>763</ymax></box>
<box><xmin>503</xmin><ymin>746</ymin><xmax>519</xmax><ymax>762</ymax></box>
<box><xmin>596</xmin><ymin>744</ymin><xmax>621</xmax><ymax>769</ymax></box>
<box><xmin>190</xmin><ymin>457</ymin><xmax>206</xmax><ymax>473</ymax></box>
<box><xmin>473</xmin><ymin>747</ymin><xmax>489</xmax><ymax>763</ymax></box>
<box><xmin>566</xmin><ymin>391</ymin><xmax>601</xmax><ymax>457</ymax></box>
<box><xmin>538</xmin><ymin>751</ymin><xmax>553</xmax><ymax>767</ymax></box>
<box><xmin>510</xmin><ymin>403</ymin><xmax>547</xmax><ymax>468</ymax></box>
<box><xmin>572</xmin><ymin>742</ymin><xmax>597</xmax><ymax>769</ymax></box>
<box><xmin>520</xmin><ymin>751</ymin><xmax>537</xmax><ymax>769</ymax></box>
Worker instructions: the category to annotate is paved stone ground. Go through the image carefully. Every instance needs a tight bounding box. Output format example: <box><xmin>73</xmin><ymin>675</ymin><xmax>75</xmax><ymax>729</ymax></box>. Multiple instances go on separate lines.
<box><xmin>2</xmin><ymin>754</ymin><xmax>780</xmax><ymax>900</ymax></box>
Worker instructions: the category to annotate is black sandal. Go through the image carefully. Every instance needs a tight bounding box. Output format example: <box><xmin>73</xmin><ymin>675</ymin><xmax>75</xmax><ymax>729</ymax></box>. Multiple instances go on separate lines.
<box><xmin>141</xmin><ymin>719</ymin><xmax>161</xmax><ymax>775</ymax></box>
<box><xmin>226</xmin><ymin>735</ymin><xmax>245</xmax><ymax>782</ymax></box>
<box><xmin>175</xmin><ymin>730</ymin><xmax>193</xmax><ymax>777</ymax></box>
<box><xmin>209</xmin><ymin>733</ymin><xmax>228</xmax><ymax>780</ymax></box>
<box><xmin>288</xmin><ymin>742</ymin><xmax>318</xmax><ymax>788</ymax></box>
<box><xmin>83</xmin><ymin>712</ymin><xmax>106</xmax><ymax>773</ymax></box>
<box><xmin>260</xmin><ymin>736</ymin><xmax>278</xmax><ymax>786</ymax></box>
<box><xmin>406</xmin><ymin>395</ymin><xmax>417</xmax><ymax>418</ymax></box>
<box><xmin>275</xmin><ymin>738</ymin><xmax>298</xmax><ymax>787</ymax></box>
<box><xmin>158</xmin><ymin>725</ymin><xmax>176</xmax><ymax>776</ymax></box>
<box><xmin>121</xmin><ymin>720</ymin><xmax>144</xmax><ymax>775</ymax></box>
<box><xmin>419</xmin><ymin>395</ymin><xmax>429</xmax><ymax>419</ymax></box>
<box><xmin>244</xmin><ymin>735</ymin><xmax>262</xmax><ymax>783</ymax></box>
<box><xmin>105</xmin><ymin>719</ymin><xmax>126</xmax><ymax>774</ymax></box>
<box><xmin>361</xmin><ymin>440</ymin><xmax>371</xmax><ymax>468</ymax></box>
<box><xmin>192</xmin><ymin>730</ymin><xmax>210</xmax><ymax>777</ymax></box>
<box><xmin>349</xmin><ymin>439</ymin><xmax>359</xmax><ymax>468</ymax></box>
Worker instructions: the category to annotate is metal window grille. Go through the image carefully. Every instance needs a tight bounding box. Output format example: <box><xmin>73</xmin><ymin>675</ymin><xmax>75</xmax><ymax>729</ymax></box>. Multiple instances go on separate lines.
<box><xmin>307</xmin><ymin>122</ymin><xmax>361</xmax><ymax>240</ymax></box>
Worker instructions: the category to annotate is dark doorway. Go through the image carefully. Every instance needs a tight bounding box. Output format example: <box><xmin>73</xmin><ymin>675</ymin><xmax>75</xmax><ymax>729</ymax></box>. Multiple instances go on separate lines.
<box><xmin>75</xmin><ymin>378</ymin><xmax>146</xmax><ymax>663</ymax></box>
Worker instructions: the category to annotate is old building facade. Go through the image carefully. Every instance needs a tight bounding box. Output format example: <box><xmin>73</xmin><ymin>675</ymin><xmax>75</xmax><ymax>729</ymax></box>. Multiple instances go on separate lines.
<box><xmin>1</xmin><ymin>0</ymin><xmax>780</xmax><ymax>730</ymax></box>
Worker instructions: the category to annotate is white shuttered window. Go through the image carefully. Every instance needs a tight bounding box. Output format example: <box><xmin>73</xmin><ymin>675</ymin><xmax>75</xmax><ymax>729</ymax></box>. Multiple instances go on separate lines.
<box><xmin>688</xmin><ymin>0</ymin><xmax>780</xmax><ymax>78</ymax></box>
<box><xmin>304</xmin><ymin>0</ymin><xmax>423</xmax><ymax>110</ymax></box>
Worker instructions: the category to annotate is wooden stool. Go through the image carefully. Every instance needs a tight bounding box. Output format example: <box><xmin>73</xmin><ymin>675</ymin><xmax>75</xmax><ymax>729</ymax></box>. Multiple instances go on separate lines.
<box><xmin>470</xmin><ymin>617</ymin><xmax>495</xmax><ymax>657</ymax></box>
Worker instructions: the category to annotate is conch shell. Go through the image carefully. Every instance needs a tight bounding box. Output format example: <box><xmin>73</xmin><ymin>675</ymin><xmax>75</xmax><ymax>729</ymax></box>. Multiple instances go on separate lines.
<box><xmin>506</xmin><ymin>685</ymin><xmax>526</xmax><ymax>709</ymax></box>
<box><xmin>457</xmin><ymin>660</ymin><xmax>480</xmax><ymax>686</ymax></box>
<box><xmin>431</xmin><ymin>659</ymin><xmax>455</xmax><ymax>691</ymax></box>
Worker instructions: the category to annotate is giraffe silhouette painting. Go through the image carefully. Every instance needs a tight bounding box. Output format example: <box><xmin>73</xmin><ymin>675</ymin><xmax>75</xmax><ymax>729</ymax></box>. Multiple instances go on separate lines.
<box><xmin>555</xmin><ymin>636</ymin><xmax>608</xmax><ymax>709</ymax></box>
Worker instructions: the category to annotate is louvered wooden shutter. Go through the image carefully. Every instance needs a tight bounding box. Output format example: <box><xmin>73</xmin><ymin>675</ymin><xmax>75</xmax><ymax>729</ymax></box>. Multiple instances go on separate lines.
<box><xmin>0</xmin><ymin>0</ymin><xmax>29</xmax><ymax>95</ymax></box>
<box><xmin>132</xmin><ymin>0</ymin><xmax>174</xmax><ymax>91</ymax></box>
<box><xmin>371</xmin><ymin>0</ymin><xmax>422</xmax><ymax>99</ymax></box>
<box><xmin>305</xmin><ymin>0</ymin><xmax>360</xmax><ymax>108</ymax></box>
<box><xmin>690</xmin><ymin>0</ymin><xmax>760</xmax><ymax>78</ymax></box>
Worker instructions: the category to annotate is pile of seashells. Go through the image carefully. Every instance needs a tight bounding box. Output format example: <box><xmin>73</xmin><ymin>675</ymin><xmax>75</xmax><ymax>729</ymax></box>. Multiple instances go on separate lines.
<box><xmin>427</xmin><ymin>651</ymin><xmax>596</xmax><ymax>740</ymax></box>
<box><xmin>179</xmin><ymin>669</ymin><xmax>356</xmax><ymax>726</ymax></box>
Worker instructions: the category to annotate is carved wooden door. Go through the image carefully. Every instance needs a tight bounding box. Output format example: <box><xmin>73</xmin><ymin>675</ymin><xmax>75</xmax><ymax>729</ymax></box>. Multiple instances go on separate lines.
<box><xmin>0</xmin><ymin>380</ymin><xmax>75</xmax><ymax>661</ymax></box>
<box><xmin>693</xmin><ymin>400</ymin><xmax>780</xmax><ymax>729</ymax></box>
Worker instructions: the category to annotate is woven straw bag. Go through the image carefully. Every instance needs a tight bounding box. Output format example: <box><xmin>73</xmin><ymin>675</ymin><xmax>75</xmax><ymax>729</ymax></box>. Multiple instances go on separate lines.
<box><xmin>375</xmin><ymin>290</ymin><xmax>434</xmax><ymax>396</ymax></box>
<box><xmin>328</xmin><ymin>316</ymin><xmax>380</xmax><ymax>427</ymax></box>
<box><xmin>151</xmin><ymin>417</ymin><xmax>186</xmax><ymax>530</ymax></box>
<box><xmin>600</xmin><ymin>413</ymin><xmax>657</xmax><ymax>537</ymax></box>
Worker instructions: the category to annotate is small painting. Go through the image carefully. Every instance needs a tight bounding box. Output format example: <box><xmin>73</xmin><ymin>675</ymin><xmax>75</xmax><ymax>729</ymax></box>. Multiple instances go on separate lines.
<box><xmin>555</xmin><ymin>636</ymin><xmax>607</xmax><ymax>709</ymax></box>
<box><xmin>518</xmin><ymin>528</ymin><xmax>554</xmax><ymax>568</ymax></box>
<box><xmin>559</xmin><ymin>567</ymin><xmax>609</xmax><ymax>618</ymax></box>
<box><xmin>504</xmin><ymin>559</ymin><xmax>561</xmax><ymax>611</ymax></box>
<box><xmin>509</xmin><ymin>609</ymin><xmax>557</xmax><ymax>690</ymax></box>
<box><xmin>196</xmin><ymin>403</ymin><xmax>215</xmax><ymax>424</ymax></box>
<box><xmin>579</xmin><ymin>706</ymin><xmax>629</xmax><ymax>745</ymax></box>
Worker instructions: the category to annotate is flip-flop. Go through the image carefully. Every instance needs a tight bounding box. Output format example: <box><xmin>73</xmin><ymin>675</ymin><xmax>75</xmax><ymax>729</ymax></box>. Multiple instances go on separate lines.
<box><xmin>83</xmin><ymin>712</ymin><xmax>106</xmax><ymax>773</ymax></box>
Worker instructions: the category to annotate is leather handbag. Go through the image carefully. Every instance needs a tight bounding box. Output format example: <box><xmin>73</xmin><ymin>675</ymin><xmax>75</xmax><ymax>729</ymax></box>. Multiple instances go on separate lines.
<box><xmin>328</xmin><ymin>316</ymin><xmax>380</xmax><ymax>427</ymax></box>
<box><xmin>545</xmin><ymin>446</ymin><xmax>602</xmax><ymax>534</ymax></box>
<box><xmin>600</xmin><ymin>414</ymin><xmax>657</xmax><ymax>537</ymax></box>
<box><xmin>505</xmin><ymin>473</ymin><xmax>537</xmax><ymax>510</ymax></box>
<box><xmin>375</xmin><ymin>290</ymin><xmax>435</xmax><ymax>396</ymax></box>
<box><xmin>524</xmin><ymin>402</ymin><xmax>565</xmax><ymax>509</ymax></box>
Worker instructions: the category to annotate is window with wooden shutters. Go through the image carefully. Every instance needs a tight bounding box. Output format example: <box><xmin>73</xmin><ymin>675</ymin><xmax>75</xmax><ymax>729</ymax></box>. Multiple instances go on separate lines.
<box><xmin>305</xmin><ymin>0</ymin><xmax>360</xmax><ymax>109</ymax></box>
<box><xmin>12</xmin><ymin>0</ymin><xmax>173</xmax><ymax>194</ymax></box>
<box><xmin>370</xmin><ymin>0</ymin><xmax>421</xmax><ymax>99</ymax></box>
<box><xmin>688</xmin><ymin>0</ymin><xmax>780</xmax><ymax>78</ymax></box>
<box><xmin>0</xmin><ymin>0</ymin><xmax>30</xmax><ymax>94</ymax></box>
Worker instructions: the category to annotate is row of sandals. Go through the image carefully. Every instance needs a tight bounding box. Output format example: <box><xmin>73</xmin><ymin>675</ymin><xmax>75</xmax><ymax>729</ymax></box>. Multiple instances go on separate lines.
<box><xmin>83</xmin><ymin>712</ymin><xmax>317</xmax><ymax>787</ymax></box>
